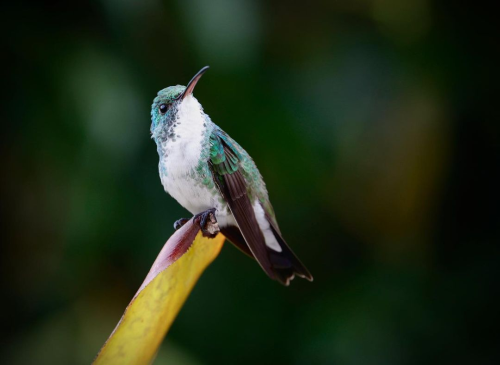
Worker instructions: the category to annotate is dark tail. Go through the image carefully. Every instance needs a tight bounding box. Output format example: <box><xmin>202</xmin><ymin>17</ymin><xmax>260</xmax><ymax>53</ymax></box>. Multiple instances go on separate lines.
<box><xmin>266</xmin><ymin>223</ymin><xmax>313</xmax><ymax>286</ymax></box>
<box><xmin>221</xmin><ymin>223</ymin><xmax>313</xmax><ymax>286</ymax></box>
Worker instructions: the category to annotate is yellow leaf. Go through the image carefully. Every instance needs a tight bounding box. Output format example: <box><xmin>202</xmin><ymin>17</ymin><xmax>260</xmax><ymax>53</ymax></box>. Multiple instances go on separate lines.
<box><xmin>94</xmin><ymin>220</ymin><xmax>225</xmax><ymax>365</ymax></box>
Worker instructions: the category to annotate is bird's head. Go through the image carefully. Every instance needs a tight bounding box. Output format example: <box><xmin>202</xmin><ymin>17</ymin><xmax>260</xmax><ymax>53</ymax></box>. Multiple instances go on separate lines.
<box><xmin>150</xmin><ymin>66</ymin><xmax>209</xmax><ymax>137</ymax></box>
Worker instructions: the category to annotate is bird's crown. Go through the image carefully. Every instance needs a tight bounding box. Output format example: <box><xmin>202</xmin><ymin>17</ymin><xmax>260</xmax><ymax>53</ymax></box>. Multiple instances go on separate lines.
<box><xmin>152</xmin><ymin>85</ymin><xmax>186</xmax><ymax>109</ymax></box>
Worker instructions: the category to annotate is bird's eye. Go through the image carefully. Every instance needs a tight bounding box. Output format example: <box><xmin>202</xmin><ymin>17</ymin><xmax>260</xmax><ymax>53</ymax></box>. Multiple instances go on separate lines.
<box><xmin>159</xmin><ymin>104</ymin><xmax>168</xmax><ymax>114</ymax></box>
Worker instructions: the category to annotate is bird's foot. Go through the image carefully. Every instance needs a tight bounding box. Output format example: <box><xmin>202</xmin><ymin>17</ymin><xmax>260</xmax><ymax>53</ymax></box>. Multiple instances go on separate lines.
<box><xmin>193</xmin><ymin>208</ymin><xmax>220</xmax><ymax>238</ymax></box>
<box><xmin>173</xmin><ymin>218</ymin><xmax>190</xmax><ymax>231</ymax></box>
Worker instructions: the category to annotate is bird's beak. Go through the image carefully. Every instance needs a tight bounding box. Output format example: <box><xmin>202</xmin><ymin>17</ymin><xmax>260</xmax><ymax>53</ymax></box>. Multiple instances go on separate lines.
<box><xmin>181</xmin><ymin>66</ymin><xmax>209</xmax><ymax>100</ymax></box>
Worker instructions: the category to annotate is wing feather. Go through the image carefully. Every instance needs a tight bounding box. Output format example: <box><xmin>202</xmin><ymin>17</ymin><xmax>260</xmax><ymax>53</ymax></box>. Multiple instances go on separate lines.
<box><xmin>208</xmin><ymin>128</ymin><xmax>312</xmax><ymax>285</ymax></box>
<box><xmin>209</xmin><ymin>131</ymin><xmax>275</xmax><ymax>278</ymax></box>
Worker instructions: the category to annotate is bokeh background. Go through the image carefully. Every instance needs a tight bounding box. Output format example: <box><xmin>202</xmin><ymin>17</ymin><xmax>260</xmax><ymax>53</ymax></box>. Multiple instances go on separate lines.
<box><xmin>2</xmin><ymin>0</ymin><xmax>499</xmax><ymax>364</ymax></box>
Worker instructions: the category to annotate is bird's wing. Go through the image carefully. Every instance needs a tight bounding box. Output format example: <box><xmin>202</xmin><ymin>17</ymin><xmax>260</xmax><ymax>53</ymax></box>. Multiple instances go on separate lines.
<box><xmin>209</xmin><ymin>129</ymin><xmax>276</xmax><ymax>279</ymax></box>
<box><xmin>209</xmin><ymin>128</ymin><xmax>313</xmax><ymax>285</ymax></box>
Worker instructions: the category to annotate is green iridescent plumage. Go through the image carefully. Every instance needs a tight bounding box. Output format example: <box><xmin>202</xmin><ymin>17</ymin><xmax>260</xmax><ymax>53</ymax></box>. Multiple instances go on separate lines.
<box><xmin>153</xmin><ymin>85</ymin><xmax>186</xmax><ymax>105</ymax></box>
<box><xmin>208</xmin><ymin>128</ymin><xmax>278</xmax><ymax>225</ymax></box>
<box><xmin>150</xmin><ymin>85</ymin><xmax>186</xmax><ymax>133</ymax></box>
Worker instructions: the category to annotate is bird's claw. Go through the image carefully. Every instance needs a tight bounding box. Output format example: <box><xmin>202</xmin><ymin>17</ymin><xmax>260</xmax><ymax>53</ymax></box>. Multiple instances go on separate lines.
<box><xmin>173</xmin><ymin>218</ymin><xmax>190</xmax><ymax>231</ymax></box>
<box><xmin>193</xmin><ymin>208</ymin><xmax>220</xmax><ymax>238</ymax></box>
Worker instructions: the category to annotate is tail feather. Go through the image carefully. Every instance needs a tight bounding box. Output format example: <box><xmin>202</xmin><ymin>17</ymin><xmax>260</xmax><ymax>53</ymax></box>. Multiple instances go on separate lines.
<box><xmin>266</xmin><ymin>222</ymin><xmax>313</xmax><ymax>285</ymax></box>
<box><xmin>221</xmin><ymin>219</ymin><xmax>313</xmax><ymax>286</ymax></box>
<box><xmin>220</xmin><ymin>225</ymin><xmax>253</xmax><ymax>258</ymax></box>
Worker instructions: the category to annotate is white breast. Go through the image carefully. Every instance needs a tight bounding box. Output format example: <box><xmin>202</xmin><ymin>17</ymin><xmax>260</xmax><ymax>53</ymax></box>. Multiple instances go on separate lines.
<box><xmin>162</xmin><ymin>95</ymin><xmax>205</xmax><ymax>174</ymax></box>
<box><xmin>159</xmin><ymin>95</ymin><xmax>221</xmax><ymax>216</ymax></box>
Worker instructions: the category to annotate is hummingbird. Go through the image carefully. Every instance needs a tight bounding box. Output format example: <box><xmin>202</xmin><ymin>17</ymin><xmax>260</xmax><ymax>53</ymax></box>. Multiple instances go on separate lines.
<box><xmin>150</xmin><ymin>66</ymin><xmax>313</xmax><ymax>285</ymax></box>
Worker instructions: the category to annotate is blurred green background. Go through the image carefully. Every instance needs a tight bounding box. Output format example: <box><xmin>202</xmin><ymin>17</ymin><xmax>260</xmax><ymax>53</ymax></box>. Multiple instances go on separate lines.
<box><xmin>2</xmin><ymin>0</ymin><xmax>499</xmax><ymax>364</ymax></box>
